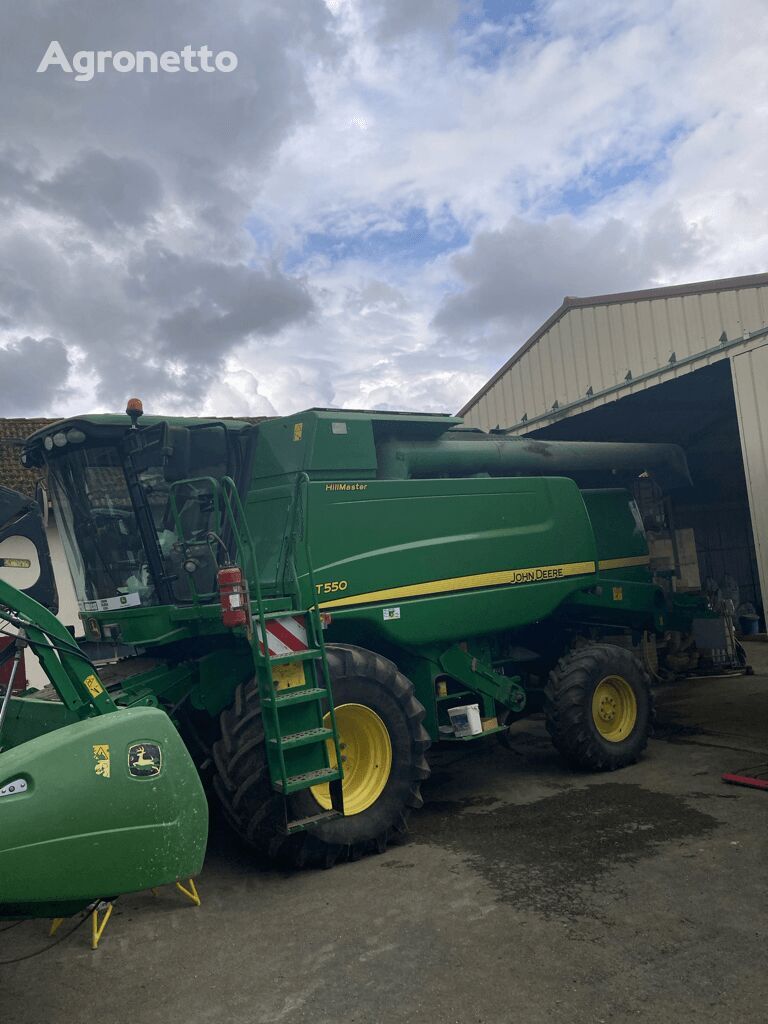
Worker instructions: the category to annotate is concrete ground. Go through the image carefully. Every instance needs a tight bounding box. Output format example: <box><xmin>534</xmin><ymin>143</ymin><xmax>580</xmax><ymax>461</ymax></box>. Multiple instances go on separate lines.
<box><xmin>3</xmin><ymin>649</ymin><xmax>768</xmax><ymax>1024</ymax></box>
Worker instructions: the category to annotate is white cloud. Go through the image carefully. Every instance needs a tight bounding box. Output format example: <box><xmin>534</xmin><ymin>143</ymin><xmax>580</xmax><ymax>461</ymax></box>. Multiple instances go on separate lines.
<box><xmin>1</xmin><ymin>0</ymin><xmax>767</xmax><ymax>420</ymax></box>
<box><xmin>253</xmin><ymin>0</ymin><xmax>768</xmax><ymax>412</ymax></box>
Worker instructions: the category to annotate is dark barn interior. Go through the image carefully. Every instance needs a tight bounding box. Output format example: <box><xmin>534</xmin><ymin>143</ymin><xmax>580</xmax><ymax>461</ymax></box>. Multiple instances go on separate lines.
<box><xmin>528</xmin><ymin>359</ymin><xmax>762</xmax><ymax>618</ymax></box>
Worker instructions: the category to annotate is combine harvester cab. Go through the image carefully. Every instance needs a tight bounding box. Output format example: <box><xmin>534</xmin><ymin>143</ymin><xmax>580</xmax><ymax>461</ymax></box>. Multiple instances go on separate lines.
<box><xmin>0</xmin><ymin>487</ymin><xmax>207</xmax><ymax>920</ymax></box>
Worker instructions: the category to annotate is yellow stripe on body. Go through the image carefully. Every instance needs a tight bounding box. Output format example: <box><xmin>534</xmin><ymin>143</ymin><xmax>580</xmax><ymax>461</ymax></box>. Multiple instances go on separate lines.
<box><xmin>318</xmin><ymin>559</ymin><xmax>597</xmax><ymax>610</ymax></box>
<box><xmin>597</xmin><ymin>555</ymin><xmax>651</xmax><ymax>571</ymax></box>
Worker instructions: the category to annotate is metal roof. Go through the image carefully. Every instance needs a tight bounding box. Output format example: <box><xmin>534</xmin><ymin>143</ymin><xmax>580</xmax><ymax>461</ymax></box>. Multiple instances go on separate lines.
<box><xmin>458</xmin><ymin>272</ymin><xmax>768</xmax><ymax>418</ymax></box>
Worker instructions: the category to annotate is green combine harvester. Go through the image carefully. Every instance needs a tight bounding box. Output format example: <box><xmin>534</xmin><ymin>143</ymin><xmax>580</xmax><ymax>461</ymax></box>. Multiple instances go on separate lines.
<box><xmin>0</xmin><ymin>402</ymin><xmax>720</xmax><ymax>912</ymax></box>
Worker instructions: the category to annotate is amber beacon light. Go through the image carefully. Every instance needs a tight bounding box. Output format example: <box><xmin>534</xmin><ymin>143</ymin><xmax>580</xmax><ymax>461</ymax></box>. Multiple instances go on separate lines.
<box><xmin>126</xmin><ymin>397</ymin><xmax>144</xmax><ymax>428</ymax></box>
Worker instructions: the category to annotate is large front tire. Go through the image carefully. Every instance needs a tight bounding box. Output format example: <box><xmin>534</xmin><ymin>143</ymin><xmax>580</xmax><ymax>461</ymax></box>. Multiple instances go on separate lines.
<box><xmin>544</xmin><ymin>644</ymin><xmax>652</xmax><ymax>771</ymax></box>
<box><xmin>212</xmin><ymin>644</ymin><xmax>430</xmax><ymax>867</ymax></box>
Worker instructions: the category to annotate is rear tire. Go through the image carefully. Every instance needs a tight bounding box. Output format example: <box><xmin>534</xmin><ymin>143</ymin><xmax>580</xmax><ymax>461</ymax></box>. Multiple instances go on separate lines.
<box><xmin>544</xmin><ymin>643</ymin><xmax>652</xmax><ymax>771</ymax></box>
<box><xmin>212</xmin><ymin>644</ymin><xmax>430</xmax><ymax>867</ymax></box>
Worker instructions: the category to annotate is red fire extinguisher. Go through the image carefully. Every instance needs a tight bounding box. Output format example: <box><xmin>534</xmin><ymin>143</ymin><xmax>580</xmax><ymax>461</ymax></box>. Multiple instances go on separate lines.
<box><xmin>217</xmin><ymin>565</ymin><xmax>249</xmax><ymax>629</ymax></box>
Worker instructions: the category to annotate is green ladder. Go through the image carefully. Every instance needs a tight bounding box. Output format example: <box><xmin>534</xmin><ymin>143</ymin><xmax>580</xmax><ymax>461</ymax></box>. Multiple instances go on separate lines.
<box><xmin>169</xmin><ymin>475</ymin><xmax>345</xmax><ymax>834</ymax></box>
<box><xmin>253</xmin><ymin>605</ymin><xmax>345</xmax><ymax>833</ymax></box>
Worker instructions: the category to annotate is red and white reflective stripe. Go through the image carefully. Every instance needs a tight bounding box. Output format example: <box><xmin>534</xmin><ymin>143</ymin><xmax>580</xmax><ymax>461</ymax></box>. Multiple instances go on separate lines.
<box><xmin>256</xmin><ymin>615</ymin><xmax>308</xmax><ymax>657</ymax></box>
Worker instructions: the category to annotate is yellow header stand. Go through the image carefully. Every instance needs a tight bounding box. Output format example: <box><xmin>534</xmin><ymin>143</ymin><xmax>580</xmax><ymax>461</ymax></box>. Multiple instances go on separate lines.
<box><xmin>48</xmin><ymin>877</ymin><xmax>201</xmax><ymax>950</ymax></box>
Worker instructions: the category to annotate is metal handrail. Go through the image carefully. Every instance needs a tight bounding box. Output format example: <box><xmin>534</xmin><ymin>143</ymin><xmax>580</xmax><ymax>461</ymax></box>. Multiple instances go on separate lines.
<box><xmin>168</xmin><ymin>476</ymin><xmax>223</xmax><ymax>605</ymax></box>
<box><xmin>165</xmin><ymin>472</ymin><xmax>342</xmax><ymax>797</ymax></box>
<box><xmin>292</xmin><ymin>474</ymin><xmax>344</xmax><ymax>805</ymax></box>
<box><xmin>218</xmin><ymin>477</ymin><xmax>290</xmax><ymax>788</ymax></box>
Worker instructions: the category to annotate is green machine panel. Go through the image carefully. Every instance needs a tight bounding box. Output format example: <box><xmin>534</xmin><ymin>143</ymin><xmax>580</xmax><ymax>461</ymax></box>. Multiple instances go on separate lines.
<box><xmin>295</xmin><ymin>476</ymin><xmax>599</xmax><ymax>644</ymax></box>
<box><xmin>0</xmin><ymin>706</ymin><xmax>207</xmax><ymax>917</ymax></box>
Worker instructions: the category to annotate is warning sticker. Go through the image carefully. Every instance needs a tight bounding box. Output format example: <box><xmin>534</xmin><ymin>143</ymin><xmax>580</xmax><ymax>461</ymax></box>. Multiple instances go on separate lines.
<box><xmin>383</xmin><ymin>607</ymin><xmax>401</xmax><ymax>621</ymax></box>
<box><xmin>79</xmin><ymin>592</ymin><xmax>141</xmax><ymax>613</ymax></box>
<box><xmin>272</xmin><ymin>662</ymin><xmax>306</xmax><ymax>690</ymax></box>
<box><xmin>84</xmin><ymin>674</ymin><xmax>104</xmax><ymax>697</ymax></box>
<box><xmin>93</xmin><ymin>743</ymin><xmax>110</xmax><ymax>778</ymax></box>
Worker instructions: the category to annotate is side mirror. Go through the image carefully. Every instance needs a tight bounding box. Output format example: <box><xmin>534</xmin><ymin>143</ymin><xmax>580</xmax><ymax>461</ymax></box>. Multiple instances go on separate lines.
<box><xmin>164</xmin><ymin>427</ymin><xmax>191</xmax><ymax>482</ymax></box>
<box><xmin>35</xmin><ymin>479</ymin><xmax>49</xmax><ymax>528</ymax></box>
<box><xmin>124</xmin><ymin>423</ymin><xmax>191</xmax><ymax>482</ymax></box>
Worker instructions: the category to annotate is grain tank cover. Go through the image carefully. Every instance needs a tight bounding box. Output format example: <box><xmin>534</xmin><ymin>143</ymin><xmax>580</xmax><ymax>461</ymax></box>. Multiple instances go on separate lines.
<box><xmin>249</xmin><ymin>408</ymin><xmax>461</xmax><ymax>483</ymax></box>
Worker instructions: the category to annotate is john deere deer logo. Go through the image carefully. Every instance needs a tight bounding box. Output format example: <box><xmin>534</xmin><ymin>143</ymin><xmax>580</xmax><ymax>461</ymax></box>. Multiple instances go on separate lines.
<box><xmin>128</xmin><ymin>742</ymin><xmax>162</xmax><ymax>778</ymax></box>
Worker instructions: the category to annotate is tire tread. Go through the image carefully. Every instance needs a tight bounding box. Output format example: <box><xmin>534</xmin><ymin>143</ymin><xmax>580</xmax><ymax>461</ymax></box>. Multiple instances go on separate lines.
<box><xmin>211</xmin><ymin>644</ymin><xmax>430</xmax><ymax>867</ymax></box>
<box><xmin>544</xmin><ymin>642</ymin><xmax>654</xmax><ymax>771</ymax></box>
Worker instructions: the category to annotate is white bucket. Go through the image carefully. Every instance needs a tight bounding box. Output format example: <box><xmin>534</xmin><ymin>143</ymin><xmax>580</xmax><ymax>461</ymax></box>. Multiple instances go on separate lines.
<box><xmin>447</xmin><ymin>703</ymin><xmax>482</xmax><ymax>737</ymax></box>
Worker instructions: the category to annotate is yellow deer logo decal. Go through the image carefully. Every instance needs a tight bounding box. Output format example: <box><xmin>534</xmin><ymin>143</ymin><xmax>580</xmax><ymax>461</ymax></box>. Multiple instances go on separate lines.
<box><xmin>128</xmin><ymin>742</ymin><xmax>162</xmax><ymax>777</ymax></box>
<box><xmin>133</xmin><ymin>746</ymin><xmax>154</xmax><ymax>767</ymax></box>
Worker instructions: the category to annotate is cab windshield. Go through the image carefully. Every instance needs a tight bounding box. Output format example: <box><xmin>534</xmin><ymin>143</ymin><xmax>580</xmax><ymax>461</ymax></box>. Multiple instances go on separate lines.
<box><xmin>48</xmin><ymin>426</ymin><xmax>233</xmax><ymax>611</ymax></box>
<box><xmin>49</xmin><ymin>445</ymin><xmax>159</xmax><ymax>609</ymax></box>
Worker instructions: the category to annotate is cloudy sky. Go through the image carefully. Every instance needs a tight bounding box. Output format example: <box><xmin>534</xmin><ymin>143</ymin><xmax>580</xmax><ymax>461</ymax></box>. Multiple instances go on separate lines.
<box><xmin>1</xmin><ymin>0</ymin><xmax>767</xmax><ymax>419</ymax></box>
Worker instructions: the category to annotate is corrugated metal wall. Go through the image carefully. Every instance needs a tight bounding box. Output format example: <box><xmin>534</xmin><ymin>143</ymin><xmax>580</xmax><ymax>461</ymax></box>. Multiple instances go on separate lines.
<box><xmin>731</xmin><ymin>345</ymin><xmax>768</xmax><ymax>609</ymax></box>
<box><xmin>464</xmin><ymin>282</ymin><xmax>768</xmax><ymax>433</ymax></box>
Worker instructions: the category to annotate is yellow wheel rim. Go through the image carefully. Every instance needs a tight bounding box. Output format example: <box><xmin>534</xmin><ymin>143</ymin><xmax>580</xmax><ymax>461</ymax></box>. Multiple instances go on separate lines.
<box><xmin>591</xmin><ymin>675</ymin><xmax>637</xmax><ymax>742</ymax></box>
<box><xmin>311</xmin><ymin>703</ymin><xmax>393</xmax><ymax>815</ymax></box>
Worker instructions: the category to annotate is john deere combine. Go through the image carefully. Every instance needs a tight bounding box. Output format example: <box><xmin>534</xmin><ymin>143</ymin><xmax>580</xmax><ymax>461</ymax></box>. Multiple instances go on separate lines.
<box><xmin>0</xmin><ymin>403</ymin><xmax>716</xmax><ymax>895</ymax></box>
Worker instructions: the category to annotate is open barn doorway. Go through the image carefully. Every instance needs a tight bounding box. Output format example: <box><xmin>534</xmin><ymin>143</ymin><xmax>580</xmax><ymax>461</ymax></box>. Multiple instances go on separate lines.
<box><xmin>527</xmin><ymin>359</ymin><xmax>763</xmax><ymax>628</ymax></box>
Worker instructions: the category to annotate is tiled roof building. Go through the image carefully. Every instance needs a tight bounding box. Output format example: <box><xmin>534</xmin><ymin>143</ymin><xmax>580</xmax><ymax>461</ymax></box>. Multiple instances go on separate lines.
<box><xmin>0</xmin><ymin>418</ymin><xmax>59</xmax><ymax>496</ymax></box>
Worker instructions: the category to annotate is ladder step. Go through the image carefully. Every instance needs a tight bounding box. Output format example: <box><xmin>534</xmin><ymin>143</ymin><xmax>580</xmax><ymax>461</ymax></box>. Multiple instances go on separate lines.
<box><xmin>265</xmin><ymin>686</ymin><xmax>328</xmax><ymax>707</ymax></box>
<box><xmin>273</xmin><ymin>767</ymin><xmax>343</xmax><ymax>794</ymax></box>
<box><xmin>281</xmin><ymin>810</ymin><xmax>343</xmax><ymax>835</ymax></box>
<box><xmin>266</xmin><ymin>649</ymin><xmax>322</xmax><ymax>665</ymax></box>
<box><xmin>269</xmin><ymin>726</ymin><xmax>335</xmax><ymax>750</ymax></box>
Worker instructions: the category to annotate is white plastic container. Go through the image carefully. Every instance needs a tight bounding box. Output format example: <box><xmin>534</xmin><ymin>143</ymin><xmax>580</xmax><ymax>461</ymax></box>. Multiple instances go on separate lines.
<box><xmin>447</xmin><ymin>703</ymin><xmax>482</xmax><ymax>737</ymax></box>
